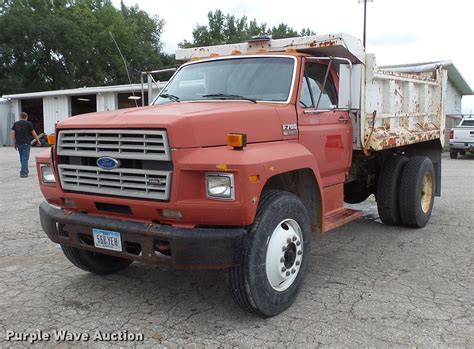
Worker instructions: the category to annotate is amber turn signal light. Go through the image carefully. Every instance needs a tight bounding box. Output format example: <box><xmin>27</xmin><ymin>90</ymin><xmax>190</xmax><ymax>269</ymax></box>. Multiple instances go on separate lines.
<box><xmin>249</xmin><ymin>175</ymin><xmax>260</xmax><ymax>183</ymax></box>
<box><xmin>226</xmin><ymin>133</ymin><xmax>247</xmax><ymax>150</ymax></box>
<box><xmin>47</xmin><ymin>134</ymin><xmax>56</xmax><ymax>145</ymax></box>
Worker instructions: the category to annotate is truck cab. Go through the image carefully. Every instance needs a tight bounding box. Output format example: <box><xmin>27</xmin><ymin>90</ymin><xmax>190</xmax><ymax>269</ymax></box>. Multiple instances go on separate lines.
<box><xmin>36</xmin><ymin>34</ymin><xmax>446</xmax><ymax>317</ymax></box>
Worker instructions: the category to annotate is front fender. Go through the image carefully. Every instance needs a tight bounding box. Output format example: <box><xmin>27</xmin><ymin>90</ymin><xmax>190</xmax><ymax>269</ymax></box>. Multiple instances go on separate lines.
<box><xmin>173</xmin><ymin>140</ymin><xmax>323</xmax><ymax>225</ymax></box>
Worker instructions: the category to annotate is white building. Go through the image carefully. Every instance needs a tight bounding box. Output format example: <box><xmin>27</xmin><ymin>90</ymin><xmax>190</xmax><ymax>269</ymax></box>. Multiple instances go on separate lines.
<box><xmin>0</xmin><ymin>83</ymin><xmax>165</xmax><ymax>145</ymax></box>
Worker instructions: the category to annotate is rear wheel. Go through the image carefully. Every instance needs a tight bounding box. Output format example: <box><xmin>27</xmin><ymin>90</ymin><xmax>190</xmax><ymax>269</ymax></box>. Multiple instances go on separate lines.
<box><xmin>398</xmin><ymin>156</ymin><xmax>435</xmax><ymax>228</ymax></box>
<box><xmin>450</xmin><ymin>150</ymin><xmax>458</xmax><ymax>159</ymax></box>
<box><xmin>226</xmin><ymin>190</ymin><xmax>311</xmax><ymax>317</ymax></box>
<box><xmin>61</xmin><ymin>245</ymin><xmax>133</xmax><ymax>274</ymax></box>
<box><xmin>376</xmin><ymin>155</ymin><xmax>409</xmax><ymax>225</ymax></box>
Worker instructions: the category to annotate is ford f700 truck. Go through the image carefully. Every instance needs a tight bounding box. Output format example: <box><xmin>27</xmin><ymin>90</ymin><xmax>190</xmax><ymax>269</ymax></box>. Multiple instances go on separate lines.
<box><xmin>37</xmin><ymin>34</ymin><xmax>447</xmax><ymax>317</ymax></box>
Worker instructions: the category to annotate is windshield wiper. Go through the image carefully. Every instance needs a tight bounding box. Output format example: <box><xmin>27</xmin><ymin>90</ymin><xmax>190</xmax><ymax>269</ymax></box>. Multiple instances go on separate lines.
<box><xmin>159</xmin><ymin>93</ymin><xmax>180</xmax><ymax>103</ymax></box>
<box><xmin>202</xmin><ymin>93</ymin><xmax>257</xmax><ymax>103</ymax></box>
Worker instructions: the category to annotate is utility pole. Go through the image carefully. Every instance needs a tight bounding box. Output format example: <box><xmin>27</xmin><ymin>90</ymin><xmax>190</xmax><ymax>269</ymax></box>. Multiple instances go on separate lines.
<box><xmin>358</xmin><ymin>0</ymin><xmax>373</xmax><ymax>48</ymax></box>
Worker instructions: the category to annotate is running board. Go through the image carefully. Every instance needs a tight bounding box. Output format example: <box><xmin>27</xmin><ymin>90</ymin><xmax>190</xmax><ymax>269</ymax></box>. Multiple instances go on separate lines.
<box><xmin>322</xmin><ymin>208</ymin><xmax>363</xmax><ymax>233</ymax></box>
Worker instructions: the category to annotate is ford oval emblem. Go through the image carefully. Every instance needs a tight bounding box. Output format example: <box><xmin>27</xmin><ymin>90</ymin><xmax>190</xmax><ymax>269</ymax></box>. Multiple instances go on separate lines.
<box><xmin>97</xmin><ymin>157</ymin><xmax>120</xmax><ymax>170</ymax></box>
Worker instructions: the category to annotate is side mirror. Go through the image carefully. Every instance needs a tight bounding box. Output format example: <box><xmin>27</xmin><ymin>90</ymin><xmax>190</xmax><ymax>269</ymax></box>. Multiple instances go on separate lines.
<box><xmin>338</xmin><ymin>64</ymin><xmax>362</xmax><ymax>110</ymax></box>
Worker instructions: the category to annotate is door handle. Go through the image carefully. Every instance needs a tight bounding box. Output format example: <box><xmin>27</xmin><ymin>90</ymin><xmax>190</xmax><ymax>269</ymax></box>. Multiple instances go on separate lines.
<box><xmin>338</xmin><ymin>116</ymin><xmax>349</xmax><ymax>124</ymax></box>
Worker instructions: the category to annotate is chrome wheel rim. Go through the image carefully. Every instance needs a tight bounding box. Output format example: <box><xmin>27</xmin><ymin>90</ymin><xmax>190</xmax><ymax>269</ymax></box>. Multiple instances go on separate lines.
<box><xmin>421</xmin><ymin>173</ymin><xmax>433</xmax><ymax>214</ymax></box>
<box><xmin>265</xmin><ymin>219</ymin><xmax>303</xmax><ymax>292</ymax></box>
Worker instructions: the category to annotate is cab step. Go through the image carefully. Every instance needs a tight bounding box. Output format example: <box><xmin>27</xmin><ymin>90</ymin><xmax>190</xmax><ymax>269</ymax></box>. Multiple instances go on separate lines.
<box><xmin>322</xmin><ymin>208</ymin><xmax>363</xmax><ymax>233</ymax></box>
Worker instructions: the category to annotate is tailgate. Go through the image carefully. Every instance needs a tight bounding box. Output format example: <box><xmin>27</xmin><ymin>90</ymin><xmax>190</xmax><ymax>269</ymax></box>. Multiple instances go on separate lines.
<box><xmin>453</xmin><ymin>128</ymin><xmax>474</xmax><ymax>142</ymax></box>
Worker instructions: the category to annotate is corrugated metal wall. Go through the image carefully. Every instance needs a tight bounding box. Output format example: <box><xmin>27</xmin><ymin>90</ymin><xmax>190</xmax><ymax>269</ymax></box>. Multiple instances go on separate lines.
<box><xmin>0</xmin><ymin>99</ymin><xmax>13</xmax><ymax>146</ymax></box>
<box><xmin>446</xmin><ymin>80</ymin><xmax>462</xmax><ymax>115</ymax></box>
<box><xmin>443</xmin><ymin>82</ymin><xmax>463</xmax><ymax>145</ymax></box>
<box><xmin>43</xmin><ymin>96</ymin><xmax>71</xmax><ymax>134</ymax></box>
<box><xmin>97</xmin><ymin>92</ymin><xmax>117</xmax><ymax>112</ymax></box>
<box><xmin>11</xmin><ymin>99</ymin><xmax>21</xmax><ymax>122</ymax></box>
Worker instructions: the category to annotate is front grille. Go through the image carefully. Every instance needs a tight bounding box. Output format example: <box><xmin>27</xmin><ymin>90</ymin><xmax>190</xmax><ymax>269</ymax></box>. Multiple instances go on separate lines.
<box><xmin>57</xmin><ymin>129</ymin><xmax>172</xmax><ymax>200</ymax></box>
<box><xmin>57</xmin><ymin>129</ymin><xmax>170</xmax><ymax>161</ymax></box>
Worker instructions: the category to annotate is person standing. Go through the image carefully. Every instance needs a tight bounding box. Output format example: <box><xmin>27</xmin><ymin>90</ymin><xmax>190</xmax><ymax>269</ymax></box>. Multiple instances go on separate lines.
<box><xmin>11</xmin><ymin>112</ymin><xmax>41</xmax><ymax>178</ymax></box>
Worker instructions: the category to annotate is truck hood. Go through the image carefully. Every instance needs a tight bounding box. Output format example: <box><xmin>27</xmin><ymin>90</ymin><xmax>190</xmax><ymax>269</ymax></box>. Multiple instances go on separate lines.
<box><xmin>57</xmin><ymin>102</ymin><xmax>294</xmax><ymax>148</ymax></box>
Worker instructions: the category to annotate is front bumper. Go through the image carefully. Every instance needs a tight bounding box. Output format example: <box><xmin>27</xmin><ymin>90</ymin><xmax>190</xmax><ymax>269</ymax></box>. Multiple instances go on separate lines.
<box><xmin>449</xmin><ymin>141</ymin><xmax>474</xmax><ymax>151</ymax></box>
<box><xmin>39</xmin><ymin>202</ymin><xmax>247</xmax><ymax>269</ymax></box>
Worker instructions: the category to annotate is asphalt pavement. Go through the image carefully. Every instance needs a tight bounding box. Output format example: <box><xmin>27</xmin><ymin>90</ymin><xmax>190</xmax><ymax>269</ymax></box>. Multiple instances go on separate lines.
<box><xmin>0</xmin><ymin>147</ymin><xmax>472</xmax><ymax>348</ymax></box>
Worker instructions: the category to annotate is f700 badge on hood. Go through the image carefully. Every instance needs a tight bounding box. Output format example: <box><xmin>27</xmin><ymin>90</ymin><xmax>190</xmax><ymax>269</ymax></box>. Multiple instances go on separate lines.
<box><xmin>282</xmin><ymin>123</ymin><xmax>298</xmax><ymax>136</ymax></box>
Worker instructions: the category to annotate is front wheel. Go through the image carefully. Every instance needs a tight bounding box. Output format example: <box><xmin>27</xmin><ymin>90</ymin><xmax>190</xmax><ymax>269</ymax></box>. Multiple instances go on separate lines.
<box><xmin>226</xmin><ymin>190</ymin><xmax>312</xmax><ymax>317</ymax></box>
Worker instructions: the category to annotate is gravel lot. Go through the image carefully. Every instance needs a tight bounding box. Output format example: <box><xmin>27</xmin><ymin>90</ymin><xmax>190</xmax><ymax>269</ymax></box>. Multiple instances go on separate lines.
<box><xmin>0</xmin><ymin>146</ymin><xmax>473</xmax><ymax>348</ymax></box>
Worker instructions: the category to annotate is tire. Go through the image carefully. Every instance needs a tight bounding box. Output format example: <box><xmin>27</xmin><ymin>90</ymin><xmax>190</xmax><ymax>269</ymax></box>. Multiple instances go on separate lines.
<box><xmin>376</xmin><ymin>155</ymin><xmax>409</xmax><ymax>225</ymax></box>
<box><xmin>398</xmin><ymin>156</ymin><xmax>435</xmax><ymax>228</ymax></box>
<box><xmin>226</xmin><ymin>190</ymin><xmax>311</xmax><ymax>317</ymax></box>
<box><xmin>61</xmin><ymin>245</ymin><xmax>133</xmax><ymax>274</ymax></box>
<box><xmin>450</xmin><ymin>150</ymin><xmax>458</xmax><ymax>159</ymax></box>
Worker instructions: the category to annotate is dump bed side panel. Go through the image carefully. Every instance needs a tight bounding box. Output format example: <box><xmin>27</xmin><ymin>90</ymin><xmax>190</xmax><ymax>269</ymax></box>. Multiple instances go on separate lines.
<box><xmin>360</xmin><ymin>54</ymin><xmax>447</xmax><ymax>153</ymax></box>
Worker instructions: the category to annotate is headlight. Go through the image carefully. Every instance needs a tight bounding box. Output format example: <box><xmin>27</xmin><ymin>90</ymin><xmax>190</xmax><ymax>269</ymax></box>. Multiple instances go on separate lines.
<box><xmin>40</xmin><ymin>164</ymin><xmax>56</xmax><ymax>183</ymax></box>
<box><xmin>206</xmin><ymin>173</ymin><xmax>234</xmax><ymax>200</ymax></box>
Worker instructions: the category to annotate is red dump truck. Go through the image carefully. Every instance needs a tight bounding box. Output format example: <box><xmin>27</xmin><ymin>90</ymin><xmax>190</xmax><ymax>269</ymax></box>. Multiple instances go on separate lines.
<box><xmin>37</xmin><ymin>34</ymin><xmax>447</xmax><ymax>317</ymax></box>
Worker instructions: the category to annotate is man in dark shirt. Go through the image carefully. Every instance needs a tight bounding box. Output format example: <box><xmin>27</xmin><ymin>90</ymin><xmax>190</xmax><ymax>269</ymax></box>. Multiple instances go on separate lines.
<box><xmin>11</xmin><ymin>112</ymin><xmax>41</xmax><ymax>178</ymax></box>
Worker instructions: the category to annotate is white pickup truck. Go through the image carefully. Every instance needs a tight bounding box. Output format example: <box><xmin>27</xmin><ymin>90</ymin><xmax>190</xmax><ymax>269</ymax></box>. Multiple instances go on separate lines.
<box><xmin>449</xmin><ymin>117</ymin><xmax>474</xmax><ymax>158</ymax></box>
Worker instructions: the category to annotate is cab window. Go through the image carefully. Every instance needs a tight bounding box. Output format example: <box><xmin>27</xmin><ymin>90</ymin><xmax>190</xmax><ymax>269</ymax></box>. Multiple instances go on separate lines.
<box><xmin>299</xmin><ymin>63</ymin><xmax>337</xmax><ymax>109</ymax></box>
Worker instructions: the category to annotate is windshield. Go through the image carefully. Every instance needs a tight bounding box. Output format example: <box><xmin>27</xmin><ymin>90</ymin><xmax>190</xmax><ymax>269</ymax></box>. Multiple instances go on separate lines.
<box><xmin>154</xmin><ymin>56</ymin><xmax>295</xmax><ymax>104</ymax></box>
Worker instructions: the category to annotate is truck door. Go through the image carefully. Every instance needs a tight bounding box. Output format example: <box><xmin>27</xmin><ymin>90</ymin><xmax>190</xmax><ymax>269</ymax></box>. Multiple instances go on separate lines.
<box><xmin>297</xmin><ymin>59</ymin><xmax>353</xmax><ymax>187</ymax></box>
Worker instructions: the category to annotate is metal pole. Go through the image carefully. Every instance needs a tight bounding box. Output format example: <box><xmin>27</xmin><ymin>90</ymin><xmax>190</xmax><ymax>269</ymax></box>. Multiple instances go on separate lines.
<box><xmin>140</xmin><ymin>73</ymin><xmax>145</xmax><ymax>107</ymax></box>
<box><xmin>363</xmin><ymin>0</ymin><xmax>367</xmax><ymax>48</ymax></box>
<box><xmin>147</xmin><ymin>74</ymin><xmax>153</xmax><ymax>106</ymax></box>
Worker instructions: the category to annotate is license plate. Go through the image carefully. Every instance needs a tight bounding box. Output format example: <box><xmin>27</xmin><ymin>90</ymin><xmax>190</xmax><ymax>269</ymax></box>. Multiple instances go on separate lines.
<box><xmin>93</xmin><ymin>229</ymin><xmax>122</xmax><ymax>252</ymax></box>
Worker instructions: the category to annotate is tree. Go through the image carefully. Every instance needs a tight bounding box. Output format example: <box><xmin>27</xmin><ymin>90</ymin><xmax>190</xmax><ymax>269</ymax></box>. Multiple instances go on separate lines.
<box><xmin>179</xmin><ymin>10</ymin><xmax>316</xmax><ymax>48</ymax></box>
<box><xmin>0</xmin><ymin>0</ymin><xmax>172</xmax><ymax>95</ymax></box>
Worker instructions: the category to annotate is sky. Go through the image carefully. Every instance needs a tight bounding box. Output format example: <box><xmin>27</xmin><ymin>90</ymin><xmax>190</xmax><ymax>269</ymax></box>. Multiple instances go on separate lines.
<box><xmin>114</xmin><ymin>0</ymin><xmax>474</xmax><ymax>113</ymax></box>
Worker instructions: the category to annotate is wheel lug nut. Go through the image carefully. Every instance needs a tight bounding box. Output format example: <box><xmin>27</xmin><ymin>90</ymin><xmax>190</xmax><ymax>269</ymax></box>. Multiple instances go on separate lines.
<box><xmin>296</xmin><ymin>261</ymin><xmax>300</xmax><ymax>266</ymax></box>
<box><xmin>296</xmin><ymin>241</ymin><xmax>301</xmax><ymax>246</ymax></box>
<box><xmin>280</xmin><ymin>257</ymin><xmax>285</xmax><ymax>263</ymax></box>
<box><xmin>286</xmin><ymin>271</ymin><xmax>291</xmax><ymax>276</ymax></box>
<box><xmin>281</xmin><ymin>267</ymin><xmax>286</xmax><ymax>272</ymax></box>
<box><xmin>292</xmin><ymin>236</ymin><xmax>297</xmax><ymax>241</ymax></box>
<box><xmin>298</xmin><ymin>251</ymin><xmax>302</xmax><ymax>255</ymax></box>
<box><xmin>291</xmin><ymin>269</ymin><xmax>296</xmax><ymax>274</ymax></box>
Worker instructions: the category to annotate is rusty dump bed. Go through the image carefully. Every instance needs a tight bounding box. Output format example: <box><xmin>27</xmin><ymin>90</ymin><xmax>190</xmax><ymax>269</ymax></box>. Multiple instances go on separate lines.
<box><xmin>176</xmin><ymin>33</ymin><xmax>448</xmax><ymax>153</ymax></box>
<box><xmin>361</xmin><ymin>54</ymin><xmax>447</xmax><ymax>152</ymax></box>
